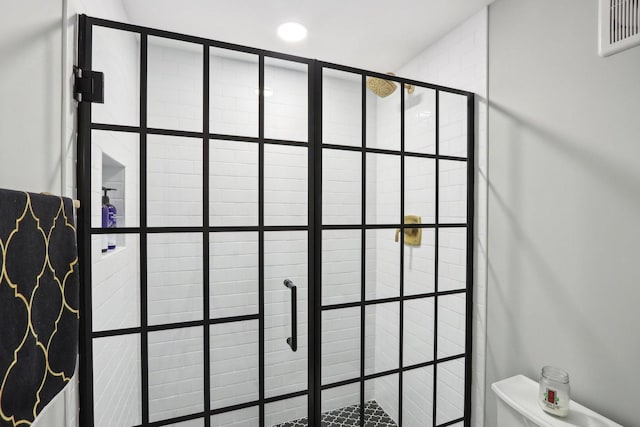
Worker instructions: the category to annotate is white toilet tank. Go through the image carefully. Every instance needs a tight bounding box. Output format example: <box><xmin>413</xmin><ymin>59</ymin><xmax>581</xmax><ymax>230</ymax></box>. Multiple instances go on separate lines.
<box><xmin>492</xmin><ymin>375</ymin><xmax>623</xmax><ymax>427</ymax></box>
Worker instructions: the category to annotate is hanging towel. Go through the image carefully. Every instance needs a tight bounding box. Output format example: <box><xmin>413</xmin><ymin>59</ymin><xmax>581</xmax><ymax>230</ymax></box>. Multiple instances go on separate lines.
<box><xmin>0</xmin><ymin>189</ymin><xmax>79</xmax><ymax>426</ymax></box>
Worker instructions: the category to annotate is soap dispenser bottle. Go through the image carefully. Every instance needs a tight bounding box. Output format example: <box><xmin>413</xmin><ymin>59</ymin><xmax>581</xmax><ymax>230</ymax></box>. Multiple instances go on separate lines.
<box><xmin>102</xmin><ymin>187</ymin><xmax>117</xmax><ymax>250</ymax></box>
<box><xmin>101</xmin><ymin>189</ymin><xmax>109</xmax><ymax>253</ymax></box>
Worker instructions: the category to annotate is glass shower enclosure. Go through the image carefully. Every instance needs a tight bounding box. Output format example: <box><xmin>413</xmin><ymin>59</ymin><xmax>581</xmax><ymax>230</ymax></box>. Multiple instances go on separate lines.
<box><xmin>77</xmin><ymin>14</ymin><xmax>474</xmax><ymax>427</ymax></box>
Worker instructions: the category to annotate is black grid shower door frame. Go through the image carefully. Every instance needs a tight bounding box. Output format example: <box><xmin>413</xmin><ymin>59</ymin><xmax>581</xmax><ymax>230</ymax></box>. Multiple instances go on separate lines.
<box><xmin>77</xmin><ymin>14</ymin><xmax>317</xmax><ymax>427</ymax></box>
<box><xmin>313</xmin><ymin>62</ymin><xmax>474</xmax><ymax>427</ymax></box>
<box><xmin>77</xmin><ymin>14</ymin><xmax>475</xmax><ymax>427</ymax></box>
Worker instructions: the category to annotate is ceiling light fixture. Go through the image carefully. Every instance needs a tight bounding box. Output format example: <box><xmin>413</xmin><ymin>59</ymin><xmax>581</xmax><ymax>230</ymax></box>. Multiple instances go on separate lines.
<box><xmin>277</xmin><ymin>22</ymin><xmax>307</xmax><ymax>42</ymax></box>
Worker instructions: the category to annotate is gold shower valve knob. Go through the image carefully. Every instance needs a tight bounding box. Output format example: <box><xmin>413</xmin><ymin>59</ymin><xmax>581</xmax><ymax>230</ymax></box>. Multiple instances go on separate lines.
<box><xmin>395</xmin><ymin>215</ymin><xmax>422</xmax><ymax>246</ymax></box>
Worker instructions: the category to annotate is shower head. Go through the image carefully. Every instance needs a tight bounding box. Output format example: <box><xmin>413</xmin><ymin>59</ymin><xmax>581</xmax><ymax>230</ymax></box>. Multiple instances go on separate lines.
<box><xmin>366</xmin><ymin>72</ymin><xmax>415</xmax><ymax>98</ymax></box>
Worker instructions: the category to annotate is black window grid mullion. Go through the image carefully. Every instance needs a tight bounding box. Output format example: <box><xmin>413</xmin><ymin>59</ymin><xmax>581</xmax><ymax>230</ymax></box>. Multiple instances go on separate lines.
<box><xmin>202</xmin><ymin>43</ymin><xmax>211</xmax><ymax>427</ymax></box>
<box><xmin>359</xmin><ymin>73</ymin><xmax>367</xmax><ymax>427</ymax></box>
<box><xmin>310</xmin><ymin>61</ymin><xmax>322</xmax><ymax>427</ymax></box>
<box><xmin>140</xmin><ymin>32</ymin><xmax>150</xmax><ymax>427</ymax></box>
<box><xmin>258</xmin><ymin>53</ymin><xmax>266</xmax><ymax>427</ymax></box>
<box><xmin>463</xmin><ymin>93</ymin><xmax>475</xmax><ymax>427</ymax></box>
<box><xmin>432</xmin><ymin>89</ymin><xmax>440</xmax><ymax>427</ymax></box>
<box><xmin>399</xmin><ymin>81</ymin><xmax>405</xmax><ymax>427</ymax></box>
<box><xmin>77</xmin><ymin>15</ymin><xmax>94</xmax><ymax>426</ymax></box>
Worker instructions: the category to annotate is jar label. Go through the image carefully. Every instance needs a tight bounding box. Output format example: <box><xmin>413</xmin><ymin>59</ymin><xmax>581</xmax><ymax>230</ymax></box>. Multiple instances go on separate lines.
<box><xmin>544</xmin><ymin>387</ymin><xmax>560</xmax><ymax>409</ymax></box>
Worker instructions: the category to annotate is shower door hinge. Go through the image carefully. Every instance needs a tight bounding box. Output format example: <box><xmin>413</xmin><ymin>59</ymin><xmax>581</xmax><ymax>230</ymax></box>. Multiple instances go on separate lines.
<box><xmin>73</xmin><ymin>67</ymin><xmax>104</xmax><ymax>103</ymax></box>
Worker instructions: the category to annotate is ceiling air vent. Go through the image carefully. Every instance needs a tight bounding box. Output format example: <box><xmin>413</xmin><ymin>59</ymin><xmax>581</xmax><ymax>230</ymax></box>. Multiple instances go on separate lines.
<box><xmin>599</xmin><ymin>0</ymin><xmax>640</xmax><ymax>56</ymax></box>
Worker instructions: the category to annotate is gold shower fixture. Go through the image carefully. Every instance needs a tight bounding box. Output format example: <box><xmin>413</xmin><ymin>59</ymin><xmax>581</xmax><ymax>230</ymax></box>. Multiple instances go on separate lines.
<box><xmin>366</xmin><ymin>72</ymin><xmax>415</xmax><ymax>98</ymax></box>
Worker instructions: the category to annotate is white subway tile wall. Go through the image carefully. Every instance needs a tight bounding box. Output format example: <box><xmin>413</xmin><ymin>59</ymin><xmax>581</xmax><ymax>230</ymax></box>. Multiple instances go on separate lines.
<box><xmin>404</xmin><ymin>86</ymin><xmax>436</xmax><ymax>154</ymax></box>
<box><xmin>93</xmin><ymin>335</ymin><xmax>142</xmax><ymax>427</ymax></box>
<box><xmin>403</xmin><ymin>228</ymin><xmax>436</xmax><ymax>296</ymax></box>
<box><xmin>147</xmin><ymin>233</ymin><xmax>203</xmax><ymax>325</ymax></box>
<box><xmin>365</xmin><ymin>303</ymin><xmax>399</xmax><ymax>375</ymax></box>
<box><xmin>91</xmin><ymin>234</ymin><xmax>140</xmax><ymax>332</ymax></box>
<box><xmin>321</xmin><ymin>230</ymin><xmax>361</xmax><ymax>306</ymax></box>
<box><xmin>365</xmin><ymin>229</ymin><xmax>400</xmax><ymax>300</ymax></box>
<box><xmin>404</xmin><ymin>156</ymin><xmax>436</xmax><ymax>224</ymax></box>
<box><xmin>147</xmin><ymin>134</ymin><xmax>203</xmax><ymax>227</ymax></box>
<box><xmin>209</xmin><ymin>232</ymin><xmax>259</xmax><ymax>318</ymax></box>
<box><xmin>438</xmin><ymin>228</ymin><xmax>467</xmax><ymax>292</ymax></box>
<box><xmin>437</xmin><ymin>294</ymin><xmax>467</xmax><ymax>359</ymax></box>
<box><xmin>322</xmin><ymin>69</ymin><xmax>362</xmax><ymax>147</ymax></box>
<box><xmin>166</xmin><ymin>420</ymin><xmax>204</xmax><ymax>427</ymax></box>
<box><xmin>321</xmin><ymin>308</ymin><xmax>360</xmax><ymax>384</ymax></box>
<box><xmin>91</xmin><ymin>26</ymin><xmax>140</xmax><ymax>127</ymax></box>
<box><xmin>436</xmin><ymin>359</ymin><xmax>466</xmax><ymax>425</ymax></box>
<box><xmin>264</xmin><ymin>145</ymin><xmax>308</xmax><ymax>226</ymax></box>
<box><xmin>264</xmin><ymin>58</ymin><xmax>308</xmax><ymax>142</ymax></box>
<box><xmin>439</xmin><ymin>92</ymin><xmax>468</xmax><ymax>158</ymax></box>
<box><xmin>210</xmin><ymin>320</ymin><xmax>259</xmax><ymax>409</ymax></box>
<box><xmin>403</xmin><ymin>298</ymin><xmax>435</xmax><ymax>366</ymax></box>
<box><xmin>322</xmin><ymin>149</ymin><xmax>361</xmax><ymax>225</ymax></box>
<box><xmin>402</xmin><ymin>366</ymin><xmax>434</xmax><ymax>427</ymax></box>
<box><xmin>147</xmin><ymin>37</ymin><xmax>203</xmax><ymax>132</ymax></box>
<box><xmin>439</xmin><ymin>160</ymin><xmax>467</xmax><ymax>224</ymax></box>
<box><xmin>209</xmin><ymin>140</ymin><xmax>259</xmax><ymax>226</ymax></box>
<box><xmin>210</xmin><ymin>48</ymin><xmax>259</xmax><ymax>138</ymax></box>
<box><xmin>365</xmin><ymin>153</ymin><xmax>400</xmax><ymax>225</ymax></box>
<box><xmin>148</xmin><ymin>327</ymin><xmax>204</xmax><ymax>422</ymax></box>
<box><xmin>211</xmin><ymin>407</ymin><xmax>259</xmax><ymax>427</ymax></box>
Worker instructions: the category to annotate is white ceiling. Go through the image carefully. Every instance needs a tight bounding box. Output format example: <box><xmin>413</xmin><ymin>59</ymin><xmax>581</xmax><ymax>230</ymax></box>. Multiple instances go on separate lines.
<box><xmin>122</xmin><ymin>0</ymin><xmax>493</xmax><ymax>73</ymax></box>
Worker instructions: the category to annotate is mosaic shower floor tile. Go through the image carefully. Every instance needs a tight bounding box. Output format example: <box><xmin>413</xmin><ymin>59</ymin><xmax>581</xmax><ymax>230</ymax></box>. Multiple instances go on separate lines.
<box><xmin>272</xmin><ymin>399</ymin><xmax>397</xmax><ymax>427</ymax></box>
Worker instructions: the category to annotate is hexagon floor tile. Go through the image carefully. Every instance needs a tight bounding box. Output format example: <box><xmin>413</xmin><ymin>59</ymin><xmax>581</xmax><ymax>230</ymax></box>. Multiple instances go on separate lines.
<box><xmin>272</xmin><ymin>400</ymin><xmax>397</xmax><ymax>427</ymax></box>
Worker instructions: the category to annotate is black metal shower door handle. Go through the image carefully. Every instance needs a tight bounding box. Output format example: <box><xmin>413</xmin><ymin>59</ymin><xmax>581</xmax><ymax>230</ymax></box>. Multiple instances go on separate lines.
<box><xmin>283</xmin><ymin>279</ymin><xmax>297</xmax><ymax>352</ymax></box>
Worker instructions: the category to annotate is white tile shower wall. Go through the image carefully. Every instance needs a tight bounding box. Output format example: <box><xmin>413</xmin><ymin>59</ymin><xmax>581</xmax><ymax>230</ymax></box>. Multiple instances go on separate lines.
<box><xmin>92</xmin><ymin>335</ymin><xmax>141</xmax><ymax>427</ymax></box>
<box><xmin>148</xmin><ymin>327</ymin><xmax>204</xmax><ymax>422</ymax></box>
<box><xmin>210</xmin><ymin>321</ymin><xmax>259</xmax><ymax>409</ymax></box>
<box><xmin>397</xmin><ymin>8</ymin><xmax>488</xmax><ymax>426</ymax></box>
<box><xmin>210</xmin><ymin>50</ymin><xmax>259</xmax><ymax>137</ymax></box>
<box><xmin>209</xmin><ymin>140</ymin><xmax>259</xmax><ymax>226</ymax></box>
<box><xmin>264</xmin><ymin>59</ymin><xmax>309</xmax><ymax>142</ymax></box>
<box><xmin>147</xmin><ymin>38</ymin><xmax>203</xmax><ymax>132</ymax></box>
<box><xmin>144</xmin><ymin>47</ymin><xmax>366</xmax><ymax>420</ymax></box>
<box><xmin>209</xmin><ymin>232</ymin><xmax>259</xmax><ymax>318</ymax></box>
<box><xmin>322</xmin><ymin>72</ymin><xmax>361</xmax><ymax>147</ymax></box>
<box><xmin>211</xmin><ymin>407</ymin><xmax>259</xmax><ymax>427</ymax></box>
<box><xmin>436</xmin><ymin>359</ymin><xmax>466</xmax><ymax>425</ymax></box>
<box><xmin>147</xmin><ymin>134</ymin><xmax>203</xmax><ymax>227</ymax></box>
<box><xmin>322</xmin><ymin>308</ymin><xmax>360</xmax><ymax>385</ymax></box>
<box><xmin>368</xmin><ymin>8</ymin><xmax>488</xmax><ymax>425</ymax></box>
<box><xmin>147</xmin><ymin>233</ymin><xmax>204</xmax><ymax>325</ymax></box>
<box><xmin>86</xmin><ymin>15</ymin><xmax>143</xmax><ymax>427</ymax></box>
<box><xmin>403</xmin><ymin>366</ymin><xmax>434</xmax><ymax>427</ymax></box>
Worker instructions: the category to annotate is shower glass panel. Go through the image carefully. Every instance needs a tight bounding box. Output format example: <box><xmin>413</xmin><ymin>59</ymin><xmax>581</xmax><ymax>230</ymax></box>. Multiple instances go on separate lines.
<box><xmin>317</xmin><ymin>65</ymin><xmax>472</xmax><ymax>427</ymax></box>
<box><xmin>147</xmin><ymin>37</ymin><xmax>203</xmax><ymax>132</ymax></box>
<box><xmin>78</xmin><ymin>16</ymin><xmax>473</xmax><ymax>427</ymax></box>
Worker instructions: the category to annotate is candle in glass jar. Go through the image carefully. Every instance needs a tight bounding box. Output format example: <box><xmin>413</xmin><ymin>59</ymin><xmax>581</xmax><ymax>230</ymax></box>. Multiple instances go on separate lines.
<box><xmin>539</xmin><ymin>366</ymin><xmax>570</xmax><ymax>416</ymax></box>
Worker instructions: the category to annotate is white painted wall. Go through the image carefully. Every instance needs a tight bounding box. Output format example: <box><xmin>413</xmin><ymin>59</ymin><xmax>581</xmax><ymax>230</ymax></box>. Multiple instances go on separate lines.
<box><xmin>0</xmin><ymin>1</ymin><xmax>63</xmax><ymax>194</ymax></box>
<box><xmin>486</xmin><ymin>1</ymin><xmax>640</xmax><ymax>426</ymax></box>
